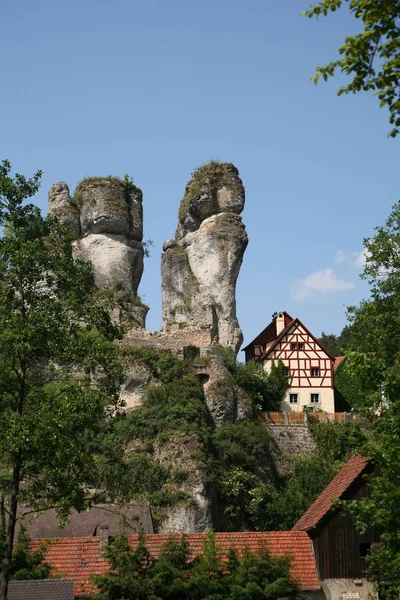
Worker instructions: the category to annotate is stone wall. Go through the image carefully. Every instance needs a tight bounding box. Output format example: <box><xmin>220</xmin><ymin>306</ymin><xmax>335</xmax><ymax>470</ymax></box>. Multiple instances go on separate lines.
<box><xmin>266</xmin><ymin>423</ymin><xmax>316</xmax><ymax>456</ymax></box>
<box><xmin>122</xmin><ymin>327</ymin><xmax>213</xmax><ymax>356</ymax></box>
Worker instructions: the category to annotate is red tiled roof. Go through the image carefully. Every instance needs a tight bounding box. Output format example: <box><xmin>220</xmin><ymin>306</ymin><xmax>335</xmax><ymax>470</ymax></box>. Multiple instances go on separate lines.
<box><xmin>242</xmin><ymin>312</ymin><xmax>294</xmax><ymax>350</ymax></box>
<box><xmin>292</xmin><ymin>455</ymin><xmax>370</xmax><ymax>532</ymax></box>
<box><xmin>30</xmin><ymin>531</ymin><xmax>320</xmax><ymax>595</ymax></box>
<box><xmin>334</xmin><ymin>356</ymin><xmax>346</xmax><ymax>371</ymax></box>
<box><xmin>259</xmin><ymin>317</ymin><xmax>336</xmax><ymax>363</ymax></box>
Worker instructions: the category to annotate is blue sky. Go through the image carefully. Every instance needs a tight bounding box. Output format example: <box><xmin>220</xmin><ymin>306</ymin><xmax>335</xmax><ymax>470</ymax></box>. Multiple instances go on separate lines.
<box><xmin>2</xmin><ymin>0</ymin><xmax>399</xmax><ymax>346</ymax></box>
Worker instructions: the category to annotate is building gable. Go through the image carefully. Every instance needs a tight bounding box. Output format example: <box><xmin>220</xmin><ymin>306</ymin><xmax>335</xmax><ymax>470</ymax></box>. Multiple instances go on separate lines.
<box><xmin>242</xmin><ymin>312</ymin><xmax>294</xmax><ymax>362</ymax></box>
<box><xmin>260</xmin><ymin>319</ymin><xmax>335</xmax><ymax>390</ymax></box>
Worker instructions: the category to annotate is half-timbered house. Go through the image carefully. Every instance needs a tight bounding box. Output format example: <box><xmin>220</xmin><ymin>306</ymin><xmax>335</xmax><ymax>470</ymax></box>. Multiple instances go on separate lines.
<box><xmin>243</xmin><ymin>312</ymin><xmax>335</xmax><ymax>412</ymax></box>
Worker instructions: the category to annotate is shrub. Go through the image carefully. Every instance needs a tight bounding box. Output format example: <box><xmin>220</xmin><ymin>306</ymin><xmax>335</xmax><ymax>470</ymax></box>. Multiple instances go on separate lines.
<box><xmin>93</xmin><ymin>531</ymin><xmax>301</xmax><ymax>600</ymax></box>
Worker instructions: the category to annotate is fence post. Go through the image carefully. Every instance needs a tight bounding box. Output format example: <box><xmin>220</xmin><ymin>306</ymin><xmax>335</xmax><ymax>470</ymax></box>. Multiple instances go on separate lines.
<box><xmin>324</xmin><ymin>411</ymin><xmax>328</xmax><ymax>424</ymax></box>
<box><xmin>304</xmin><ymin>411</ymin><xmax>308</xmax><ymax>424</ymax></box>
<box><xmin>265</xmin><ymin>412</ymin><xmax>268</xmax><ymax>424</ymax></box>
<box><xmin>344</xmin><ymin>411</ymin><xmax>348</xmax><ymax>422</ymax></box>
<box><xmin>284</xmin><ymin>412</ymin><xmax>289</xmax><ymax>425</ymax></box>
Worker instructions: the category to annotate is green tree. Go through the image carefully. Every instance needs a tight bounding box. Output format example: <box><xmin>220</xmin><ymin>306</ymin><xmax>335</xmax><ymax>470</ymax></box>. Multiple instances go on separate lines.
<box><xmin>0</xmin><ymin>160</ymin><xmax>123</xmax><ymax>599</ymax></box>
<box><xmin>319</xmin><ymin>325</ymin><xmax>352</xmax><ymax>357</ymax></box>
<box><xmin>92</xmin><ymin>533</ymin><xmax>151</xmax><ymax>600</ymax></box>
<box><xmin>235</xmin><ymin>359</ymin><xmax>289</xmax><ymax>412</ymax></box>
<box><xmin>339</xmin><ymin>201</ymin><xmax>400</xmax><ymax>595</ymax></box>
<box><xmin>348</xmin><ymin>201</ymin><xmax>400</xmax><ymax>363</ymax></box>
<box><xmin>214</xmin><ymin>346</ymin><xmax>289</xmax><ymax>412</ymax></box>
<box><xmin>9</xmin><ymin>527</ymin><xmax>50</xmax><ymax>581</ymax></box>
<box><xmin>93</xmin><ymin>532</ymin><xmax>301</xmax><ymax>600</ymax></box>
<box><xmin>304</xmin><ymin>0</ymin><xmax>400</xmax><ymax>136</ymax></box>
<box><xmin>333</xmin><ymin>356</ymin><xmax>365</xmax><ymax>410</ymax></box>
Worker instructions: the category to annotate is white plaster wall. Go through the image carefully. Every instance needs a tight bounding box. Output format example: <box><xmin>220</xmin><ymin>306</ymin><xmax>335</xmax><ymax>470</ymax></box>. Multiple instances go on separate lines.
<box><xmin>281</xmin><ymin>387</ymin><xmax>335</xmax><ymax>413</ymax></box>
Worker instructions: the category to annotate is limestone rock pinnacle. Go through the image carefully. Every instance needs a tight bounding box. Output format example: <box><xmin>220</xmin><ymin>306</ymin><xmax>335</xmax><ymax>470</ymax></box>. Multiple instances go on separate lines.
<box><xmin>48</xmin><ymin>176</ymin><xmax>146</xmax><ymax>327</ymax></box>
<box><xmin>162</xmin><ymin>161</ymin><xmax>248</xmax><ymax>353</ymax></box>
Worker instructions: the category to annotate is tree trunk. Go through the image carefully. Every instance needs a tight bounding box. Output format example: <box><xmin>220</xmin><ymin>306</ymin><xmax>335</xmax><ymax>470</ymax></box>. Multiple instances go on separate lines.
<box><xmin>0</xmin><ymin>456</ymin><xmax>21</xmax><ymax>600</ymax></box>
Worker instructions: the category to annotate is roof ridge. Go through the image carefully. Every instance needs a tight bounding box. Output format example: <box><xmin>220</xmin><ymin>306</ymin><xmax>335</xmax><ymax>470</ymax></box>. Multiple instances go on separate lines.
<box><xmin>292</xmin><ymin>454</ymin><xmax>370</xmax><ymax>532</ymax></box>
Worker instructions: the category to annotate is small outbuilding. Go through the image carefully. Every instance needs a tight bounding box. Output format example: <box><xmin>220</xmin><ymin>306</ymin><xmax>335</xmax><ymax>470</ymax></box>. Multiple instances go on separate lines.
<box><xmin>293</xmin><ymin>455</ymin><xmax>379</xmax><ymax>599</ymax></box>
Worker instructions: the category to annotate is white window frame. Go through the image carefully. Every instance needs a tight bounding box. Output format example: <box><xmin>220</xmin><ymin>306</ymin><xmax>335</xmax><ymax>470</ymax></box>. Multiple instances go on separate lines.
<box><xmin>310</xmin><ymin>393</ymin><xmax>319</xmax><ymax>404</ymax></box>
<box><xmin>289</xmin><ymin>393</ymin><xmax>298</xmax><ymax>404</ymax></box>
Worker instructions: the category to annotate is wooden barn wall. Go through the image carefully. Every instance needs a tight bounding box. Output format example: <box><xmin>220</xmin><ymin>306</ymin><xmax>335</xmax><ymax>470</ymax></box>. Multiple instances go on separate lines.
<box><xmin>311</xmin><ymin>476</ymin><xmax>380</xmax><ymax>580</ymax></box>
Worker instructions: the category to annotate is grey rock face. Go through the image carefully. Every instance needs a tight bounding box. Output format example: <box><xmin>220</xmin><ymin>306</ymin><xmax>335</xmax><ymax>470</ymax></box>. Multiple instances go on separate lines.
<box><xmin>48</xmin><ymin>182</ymin><xmax>81</xmax><ymax>236</ymax></box>
<box><xmin>49</xmin><ymin>177</ymin><xmax>145</xmax><ymax>323</ymax></box>
<box><xmin>153</xmin><ymin>435</ymin><xmax>211</xmax><ymax>533</ymax></box>
<box><xmin>73</xmin><ymin>235</ymin><xmax>143</xmax><ymax>299</ymax></box>
<box><xmin>193</xmin><ymin>355</ymin><xmax>252</xmax><ymax>426</ymax></box>
<box><xmin>120</xmin><ymin>360</ymin><xmax>153</xmax><ymax>409</ymax></box>
<box><xmin>162</xmin><ymin>163</ymin><xmax>248</xmax><ymax>354</ymax></box>
<box><xmin>162</xmin><ymin>239</ymin><xmax>177</xmax><ymax>252</ymax></box>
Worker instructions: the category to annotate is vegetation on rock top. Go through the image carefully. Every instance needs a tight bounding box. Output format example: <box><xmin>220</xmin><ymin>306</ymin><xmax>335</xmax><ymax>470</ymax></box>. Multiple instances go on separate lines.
<box><xmin>178</xmin><ymin>160</ymin><xmax>243</xmax><ymax>222</ymax></box>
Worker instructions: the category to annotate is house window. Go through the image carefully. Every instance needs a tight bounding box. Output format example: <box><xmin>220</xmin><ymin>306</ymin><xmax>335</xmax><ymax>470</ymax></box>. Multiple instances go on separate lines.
<box><xmin>311</xmin><ymin>367</ymin><xmax>319</xmax><ymax>377</ymax></box>
<box><xmin>359</xmin><ymin>542</ymin><xmax>371</xmax><ymax>558</ymax></box>
<box><xmin>283</xmin><ymin>367</ymin><xmax>290</xmax><ymax>377</ymax></box>
<box><xmin>310</xmin><ymin>393</ymin><xmax>319</xmax><ymax>403</ymax></box>
<box><xmin>289</xmin><ymin>393</ymin><xmax>298</xmax><ymax>404</ymax></box>
<box><xmin>298</xmin><ymin>343</ymin><xmax>304</xmax><ymax>350</ymax></box>
<box><xmin>291</xmin><ymin>343</ymin><xmax>297</xmax><ymax>351</ymax></box>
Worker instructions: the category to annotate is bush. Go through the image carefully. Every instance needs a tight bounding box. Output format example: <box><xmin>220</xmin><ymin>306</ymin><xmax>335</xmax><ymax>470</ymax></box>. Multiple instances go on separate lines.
<box><xmin>236</xmin><ymin>359</ymin><xmax>289</xmax><ymax>412</ymax></box>
<box><xmin>93</xmin><ymin>531</ymin><xmax>302</xmax><ymax>600</ymax></box>
<box><xmin>210</xmin><ymin>422</ymin><xmax>274</xmax><ymax>530</ymax></box>
<box><xmin>310</xmin><ymin>421</ymin><xmax>366</xmax><ymax>462</ymax></box>
<box><xmin>120</xmin><ymin>346</ymin><xmax>185</xmax><ymax>384</ymax></box>
<box><xmin>334</xmin><ymin>357</ymin><xmax>365</xmax><ymax>410</ymax></box>
<box><xmin>9</xmin><ymin>527</ymin><xmax>51</xmax><ymax>581</ymax></box>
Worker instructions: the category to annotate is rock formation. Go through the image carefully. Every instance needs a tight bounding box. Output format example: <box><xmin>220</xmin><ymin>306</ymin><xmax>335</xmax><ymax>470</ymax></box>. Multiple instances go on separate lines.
<box><xmin>161</xmin><ymin>162</ymin><xmax>248</xmax><ymax>354</ymax></box>
<box><xmin>192</xmin><ymin>355</ymin><xmax>252</xmax><ymax>426</ymax></box>
<box><xmin>48</xmin><ymin>177</ymin><xmax>147</xmax><ymax>327</ymax></box>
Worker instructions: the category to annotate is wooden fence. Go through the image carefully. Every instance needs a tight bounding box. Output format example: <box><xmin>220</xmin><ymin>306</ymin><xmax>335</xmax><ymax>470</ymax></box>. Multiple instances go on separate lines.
<box><xmin>262</xmin><ymin>411</ymin><xmax>361</xmax><ymax>425</ymax></box>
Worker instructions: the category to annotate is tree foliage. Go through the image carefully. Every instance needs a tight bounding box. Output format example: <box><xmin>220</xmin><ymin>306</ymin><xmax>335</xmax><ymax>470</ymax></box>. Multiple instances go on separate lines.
<box><xmin>318</xmin><ymin>325</ymin><xmax>352</xmax><ymax>357</ymax></box>
<box><xmin>333</xmin><ymin>358</ymin><xmax>366</xmax><ymax>410</ymax></box>
<box><xmin>304</xmin><ymin>0</ymin><xmax>400</xmax><ymax>136</ymax></box>
<box><xmin>214</xmin><ymin>347</ymin><xmax>289</xmax><ymax>412</ymax></box>
<box><xmin>348</xmin><ymin>201</ymin><xmax>400</xmax><ymax>363</ymax></box>
<box><xmin>0</xmin><ymin>160</ymin><xmax>123</xmax><ymax>599</ymax></box>
<box><xmin>9</xmin><ymin>528</ymin><xmax>50</xmax><ymax>582</ymax></box>
<box><xmin>339</xmin><ymin>200</ymin><xmax>400</xmax><ymax>595</ymax></box>
<box><xmin>92</xmin><ymin>532</ymin><xmax>301</xmax><ymax>600</ymax></box>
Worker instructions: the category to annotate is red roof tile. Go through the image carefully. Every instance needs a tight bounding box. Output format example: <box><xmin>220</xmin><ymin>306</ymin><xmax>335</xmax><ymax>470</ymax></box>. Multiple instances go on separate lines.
<box><xmin>242</xmin><ymin>312</ymin><xmax>294</xmax><ymax>351</ymax></box>
<box><xmin>292</xmin><ymin>455</ymin><xmax>370</xmax><ymax>532</ymax></box>
<box><xmin>334</xmin><ymin>356</ymin><xmax>346</xmax><ymax>371</ymax></box>
<box><xmin>29</xmin><ymin>531</ymin><xmax>320</xmax><ymax>595</ymax></box>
